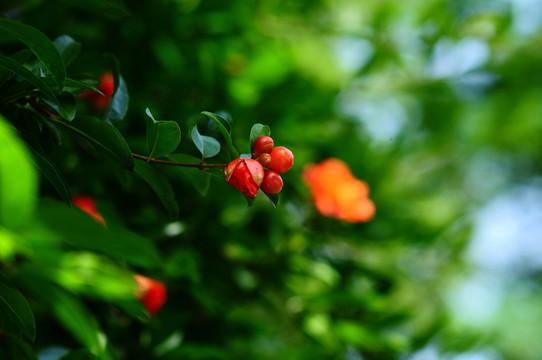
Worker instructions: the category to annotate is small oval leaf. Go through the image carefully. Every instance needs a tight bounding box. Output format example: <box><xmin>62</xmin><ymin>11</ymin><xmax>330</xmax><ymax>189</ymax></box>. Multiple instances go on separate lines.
<box><xmin>191</xmin><ymin>126</ymin><xmax>221</xmax><ymax>158</ymax></box>
<box><xmin>145</xmin><ymin>108</ymin><xmax>181</xmax><ymax>158</ymax></box>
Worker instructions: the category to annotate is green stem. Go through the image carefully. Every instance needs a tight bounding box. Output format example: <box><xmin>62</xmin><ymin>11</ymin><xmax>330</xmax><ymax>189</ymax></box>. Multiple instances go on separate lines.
<box><xmin>132</xmin><ymin>153</ymin><xmax>227</xmax><ymax>168</ymax></box>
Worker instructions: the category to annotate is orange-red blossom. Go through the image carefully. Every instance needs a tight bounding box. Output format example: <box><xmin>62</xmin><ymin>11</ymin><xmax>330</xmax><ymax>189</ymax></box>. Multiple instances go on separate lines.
<box><xmin>303</xmin><ymin>158</ymin><xmax>375</xmax><ymax>223</ymax></box>
<box><xmin>72</xmin><ymin>196</ymin><xmax>106</xmax><ymax>225</ymax></box>
<box><xmin>134</xmin><ymin>275</ymin><xmax>167</xmax><ymax>316</ymax></box>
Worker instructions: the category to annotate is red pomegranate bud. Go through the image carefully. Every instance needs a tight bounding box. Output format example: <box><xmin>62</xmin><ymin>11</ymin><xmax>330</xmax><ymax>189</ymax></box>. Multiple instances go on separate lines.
<box><xmin>224</xmin><ymin>158</ymin><xmax>264</xmax><ymax>199</ymax></box>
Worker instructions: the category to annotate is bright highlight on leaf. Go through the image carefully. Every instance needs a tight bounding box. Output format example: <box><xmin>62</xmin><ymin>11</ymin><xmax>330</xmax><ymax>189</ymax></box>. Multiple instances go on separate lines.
<box><xmin>303</xmin><ymin>158</ymin><xmax>375</xmax><ymax>223</ymax></box>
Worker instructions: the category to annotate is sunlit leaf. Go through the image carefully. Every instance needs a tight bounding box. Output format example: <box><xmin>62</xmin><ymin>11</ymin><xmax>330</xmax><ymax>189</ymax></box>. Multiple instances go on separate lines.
<box><xmin>0</xmin><ymin>115</ymin><xmax>38</xmax><ymax>229</ymax></box>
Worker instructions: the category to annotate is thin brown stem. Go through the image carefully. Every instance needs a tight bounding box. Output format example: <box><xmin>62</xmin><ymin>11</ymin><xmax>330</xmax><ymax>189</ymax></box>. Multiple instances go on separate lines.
<box><xmin>132</xmin><ymin>153</ymin><xmax>227</xmax><ymax>168</ymax></box>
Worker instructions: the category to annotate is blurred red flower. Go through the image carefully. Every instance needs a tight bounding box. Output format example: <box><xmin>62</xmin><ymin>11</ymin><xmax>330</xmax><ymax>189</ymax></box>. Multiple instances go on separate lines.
<box><xmin>134</xmin><ymin>275</ymin><xmax>167</xmax><ymax>316</ymax></box>
<box><xmin>79</xmin><ymin>72</ymin><xmax>115</xmax><ymax>110</ymax></box>
<box><xmin>72</xmin><ymin>196</ymin><xmax>106</xmax><ymax>225</ymax></box>
<box><xmin>303</xmin><ymin>158</ymin><xmax>375</xmax><ymax>223</ymax></box>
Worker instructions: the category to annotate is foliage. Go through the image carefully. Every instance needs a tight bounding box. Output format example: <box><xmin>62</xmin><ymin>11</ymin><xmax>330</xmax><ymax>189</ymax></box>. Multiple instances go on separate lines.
<box><xmin>1</xmin><ymin>0</ymin><xmax>542</xmax><ymax>359</ymax></box>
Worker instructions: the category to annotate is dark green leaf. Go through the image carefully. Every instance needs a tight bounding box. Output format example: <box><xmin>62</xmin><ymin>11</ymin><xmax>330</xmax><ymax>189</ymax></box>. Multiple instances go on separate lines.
<box><xmin>54</xmin><ymin>35</ymin><xmax>81</xmax><ymax>66</ymax></box>
<box><xmin>165</xmin><ymin>154</ymin><xmax>212</xmax><ymax>196</ymax></box>
<box><xmin>60</xmin><ymin>349</ymin><xmax>99</xmax><ymax>360</ymax></box>
<box><xmin>191</xmin><ymin>125</ymin><xmax>221</xmax><ymax>158</ymax></box>
<box><xmin>0</xmin><ymin>282</ymin><xmax>36</xmax><ymax>341</ymax></box>
<box><xmin>0</xmin><ymin>49</ymin><xmax>33</xmax><ymax>87</ymax></box>
<box><xmin>103</xmin><ymin>53</ymin><xmax>120</xmax><ymax>93</ymax></box>
<box><xmin>145</xmin><ymin>108</ymin><xmax>181</xmax><ymax>158</ymax></box>
<box><xmin>201</xmin><ymin>111</ymin><xmax>239</xmax><ymax>159</ymax></box>
<box><xmin>43</xmin><ymin>91</ymin><xmax>77</xmax><ymax>121</ymax></box>
<box><xmin>264</xmin><ymin>192</ymin><xmax>279</xmax><ymax>209</ymax></box>
<box><xmin>29</xmin><ymin>148</ymin><xmax>71</xmax><ymax>205</ymax></box>
<box><xmin>36</xmin><ymin>199</ymin><xmax>161</xmax><ymax>268</ymax></box>
<box><xmin>134</xmin><ymin>161</ymin><xmax>179</xmax><ymax>219</ymax></box>
<box><xmin>104</xmin><ymin>75</ymin><xmax>129</xmax><ymax>125</ymax></box>
<box><xmin>0</xmin><ymin>115</ymin><xmax>38</xmax><ymax>229</ymax></box>
<box><xmin>47</xmin><ymin>116</ymin><xmax>134</xmax><ymax>169</ymax></box>
<box><xmin>42</xmin><ymin>76</ymin><xmax>104</xmax><ymax>95</ymax></box>
<box><xmin>0</xmin><ymin>51</ymin><xmax>58</xmax><ymax>102</ymax></box>
<box><xmin>249</xmin><ymin>123</ymin><xmax>271</xmax><ymax>153</ymax></box>
<box><xmin>0</xmin><ymin>18</ymin><xmax>65</xmax><ymax>89</ymax></box>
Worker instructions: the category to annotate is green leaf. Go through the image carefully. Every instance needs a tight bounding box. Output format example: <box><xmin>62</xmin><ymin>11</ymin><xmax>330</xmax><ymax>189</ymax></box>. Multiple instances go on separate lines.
<box><xmin>264</xmin><ymin>192</ymin><xmax>279</xmax><ymax>209</ymax></box>
<box><xmin>0</xmin><ymin>51</ymin><xmax>57</xmax><ymax>102</ymax></box>
<box><xmin>104</xmin><ymin>75</ymin><xmax>129</xmax><ymax>125</ymax></box>
<box><xmin>191</xmin><ymin>125</ymin><xmax>221</xmax><ymax>158</ymax></box>
<box><xmin>0</xmin><ymin>18</ymin><xmax>66</xmax><ymax>89</ymax></box>
<box><xmin>201</xmin><ymin>111</ymin><xmax>239</xmax><ymax>159</ymax></box>
<box><xmin>47</xmin><ymin>289</ymin><xmax>104</xmax><ymax>356</ymax></box>
<box><xmin>43</xmin><ymin>91</ymin><xmax>77</xmax><ymax>121</ymax></box>
<box><xmin>29</xmin><ymin>147</ymin><xmax>71</xmax><ymax>205</ymax></box>
<box><xmin>134</xmin><ymin>161</ymin><xmax>179</xmax><ymax>219</ymax></box>
<box><xmin>249</xmin><ymin>123</ymin><xmax>271</xmax><ymax>153</ymax></box>
<box><xmin>0</xmin><ymin>282</ymin><xmax>36</xmax><ymax>342</ymax></box>
<box><xmin>36</xmin><ymin>199</ymin><xmax>161</xmax><ymax>268</ymax></box>
<box><xmin>165</xmin><ymin>154</ymin><xmax>212</xmax><ymax>196</ymax></box>
<box><xmin>42</xmin><ymin>76</ymin><xmax>104</xmax><ymax>95</ymax></box>
<box><xmin>0</xmin><ymin>115</ymin><xmax>38</xmax><ymax>229</ymax></box>
<box><xmin>0</xmin><ymin>49</ymin><xmax>33</xmax><ymax>87</ymax></box>
<box><xmin>47</xmin><ymin>116</ymin><xmax>134</xmax><ymax>169</ymax></box>
<box><xmin>145</xmin><ymin>108</ymin><xmax>181</xmax><ymax>158</ymax></box>
<box><xmin>63</xmin><ymin>78</ymin><xmax>104</xmax><ymax>96</ymax></box>
<box><xmin>60</xmin><ymin>349</ymin><xmax>99</xmax><ymax>360</ymax></box>
<box><xmin>54</xmin><ymin>35</ymin><xmax>81</xmax><ymax>67</ymax></box>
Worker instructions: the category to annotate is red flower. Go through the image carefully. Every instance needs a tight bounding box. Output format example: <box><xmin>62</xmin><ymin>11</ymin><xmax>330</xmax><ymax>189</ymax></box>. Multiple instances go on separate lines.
<box><xmin>224</xmin><ymin>158</ymin><xmax>264</xmax><ymax>199</ymax></box>
<box><xmin>79</xmin><ymin>72</ymin><xmax>115</xmax><ymax>110</ymax></box>
<box><xmin>134</xmin><ymin>275</ymin><xmax>167</xmax><ymax>316</ymax></box>
<box><xmin>303</xmin><ymin>158</ymin><xmax>375</xmax><ymax>223</ymax></box>
<box><xmin>72</xmin><ymin>196</ymin><xmax>106</xmax><ymax>225</ymax></box>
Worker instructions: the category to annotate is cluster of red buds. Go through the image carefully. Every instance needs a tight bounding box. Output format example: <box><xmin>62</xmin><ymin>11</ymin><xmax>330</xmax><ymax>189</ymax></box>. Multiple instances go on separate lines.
<box><xmin>224</xmin><ymin>136</ymin><xmax>294</xmax><ymax>199</ymax></box>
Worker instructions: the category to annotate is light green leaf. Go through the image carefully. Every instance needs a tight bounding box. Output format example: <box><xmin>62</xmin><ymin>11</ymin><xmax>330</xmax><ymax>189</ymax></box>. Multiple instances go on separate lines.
<box><xmin>47</xmin><ymin>116</ymin><xmax>134</xmax><ymax>169</ymax></box>
<box><xmin>191</xmin><ymin>125</ymin><xmax>221</xmax><ymax>158</ymax></box>
<box><xmin>200</xmin><ymin>111</ymin><xmax>238</xmax><ymax>159</ymax></box>
<box><xmin>0</xmin><ymin>115</ymin><xmax>38</xmax><ymax>229</ymax></box>
<box><xmin>0</xmin><ymin>18</ymin><xmax>65</xmax><ymax>89</ymax></box>
<box><xmin>0</xmin><ymin>282</ymin><xmax>36</xmax><ymax>341</ymax></box>
<box><xmin>145</xmin><ymin>108</ymin><xmax>181</xmax><ymax>158</ymax></box>
<box><xmin>134</xmin><ymin>161</ymin><xmax>179</xmax><ymax>219</ymax></box>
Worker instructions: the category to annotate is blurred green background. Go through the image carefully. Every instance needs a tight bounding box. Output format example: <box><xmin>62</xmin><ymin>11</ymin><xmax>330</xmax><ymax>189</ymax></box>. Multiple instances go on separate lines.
<box><xmin>2</xmin><ymin>0</ymin><xmax>542</xmax><ymax>359</ymax></box>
